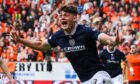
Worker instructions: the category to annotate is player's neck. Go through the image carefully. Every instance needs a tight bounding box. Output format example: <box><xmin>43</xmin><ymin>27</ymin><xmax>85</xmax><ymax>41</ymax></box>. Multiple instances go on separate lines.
<box><xmin>130</xmin><ymin>52</ymin><xmax>138</xmax><ymax>55</ymax></box>
<box><xmin>64</xmin><ymin>23</ymin><xmax>77</xmax><ymax>35</ymax></box>
<box><xmin>107</xmin><ymin>47</ymin><xmax>116</xmax><ymax>53</ymax></box>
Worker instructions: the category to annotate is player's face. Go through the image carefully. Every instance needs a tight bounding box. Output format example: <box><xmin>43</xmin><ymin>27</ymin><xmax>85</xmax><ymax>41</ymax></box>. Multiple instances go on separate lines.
<box><xmin>59</xmin><ymin>11</ymin><xmax>76</xmax><ymax>30</ymax></box>
<box><xmin>130</xmin><ymin>45</ymin><xmax>137</xmax><ymax>54</ymax></box>
<box><xmin>108</xmin><ymin>45</ymin><xmax>115</xmax><ymax>51</ymax></box>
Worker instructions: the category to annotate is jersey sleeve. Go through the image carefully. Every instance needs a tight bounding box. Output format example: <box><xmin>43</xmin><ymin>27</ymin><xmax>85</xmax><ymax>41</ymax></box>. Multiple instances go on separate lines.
<box><xmin>120</xmin><ymin>51</ymin><xmax>126</xmax><ymax>61</ymax></box>
<box><xmin>98</xmin><ymin>51</ymin><xmax>103</xmax><ymax>58</ymax></box>
<box><xmin>86</xmin><ymin>27</ymin><xmax>101</xmax><ymax>40</ymax></box>
<box><xmin>99</xmin><ymin>50</ymin><xmax>106</xmax><ymax>60</ymax></box>
<box><xmin>47</xmin><ymin>35</ymin><xmax>58</xmax><ymax>48</ymax></box>
<box><xmin>115</xmin><ymin>49</ymin><xmax>126</xmax><ymax>61</ymax></box>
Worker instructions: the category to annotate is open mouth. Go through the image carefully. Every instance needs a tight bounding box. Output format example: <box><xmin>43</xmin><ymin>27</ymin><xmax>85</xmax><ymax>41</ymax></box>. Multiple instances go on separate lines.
<box><xmin>61</xmin><ymin>21</ymin><xmax>69</xmax><ymax>29</ymax></box>
<box><xmin>62</xmin><ymin>21</ymin><xmax>68</xmax><ymax>25</ymax></box>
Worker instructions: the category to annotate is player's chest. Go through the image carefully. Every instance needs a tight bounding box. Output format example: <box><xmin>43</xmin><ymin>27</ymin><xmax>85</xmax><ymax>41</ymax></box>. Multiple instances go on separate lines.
<box><xmin>58</xmin><ymin>35</ymin><xmax>87</xmax><ymax>53</ymax></box>
<box><xmin>105</xmin><ymin>53</ymin><xmax>121</xmax><ymax>63</ymax></box>
<box><xmin>129</xmin><ymin>56</ymin><xmax>140</xmax><ymax>65</ymax></box>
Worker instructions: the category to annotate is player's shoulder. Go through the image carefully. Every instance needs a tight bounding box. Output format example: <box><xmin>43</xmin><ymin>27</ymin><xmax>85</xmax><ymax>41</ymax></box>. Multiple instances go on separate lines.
<box><xmin>100</xmin><ymin>49</ymin><xmax>108</xmax><ymax>54</ymax></box>
<box><xmin>116</xmin><ymin>49</ymin><xmax>124</xmax><ymax>54</ymax></box>
<box><xmin>126</xmin><ymin>54</ymin><xmax>133</xmax><ymax>59</ymax></box>
<box><xmin>50</xmin><ymin>29</ymin><xmax>64</xmax><ymax>39</ymax></box>
<box><xmin>77</xmin><ymin>24</ymin><xmax>95</xmax><ymax>32</ymax></box>
<box><xmin>78</xmin><ymin>24</ymin><xmax>92</xmax><ymax>29</ymax></box>
<box><xmin>102</xmin><ymin>49</ymin><xmax>108</xmax><ymax>53</ymax></box>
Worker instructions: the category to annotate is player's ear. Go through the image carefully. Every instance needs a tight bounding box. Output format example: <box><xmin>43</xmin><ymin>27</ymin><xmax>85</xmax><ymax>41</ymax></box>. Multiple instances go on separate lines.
<box><xmin>73</xmin><ymin>16</ymin><xmax>77</xmax><ymax>21</ymax></box>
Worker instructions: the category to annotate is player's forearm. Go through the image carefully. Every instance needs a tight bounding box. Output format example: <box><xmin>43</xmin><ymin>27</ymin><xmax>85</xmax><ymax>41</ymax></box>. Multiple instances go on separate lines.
<box><xmin>0</xmin><ymin>60</ymin><xmax>13</xmax><ymax>80</ymax></box>
<box><xmin>106</xmin><ymin>37</ymin><xmax>116</xmax><ymax>45</ymax></box>
<box><xmin>98</xmin><ymin>33</ymin><xmax>116</xmax><ymax>45</ymax></box>
<box><xmin>19</xmin><ymin>38</ymin><xmax>45</xmax><ymax>51</ymax></box>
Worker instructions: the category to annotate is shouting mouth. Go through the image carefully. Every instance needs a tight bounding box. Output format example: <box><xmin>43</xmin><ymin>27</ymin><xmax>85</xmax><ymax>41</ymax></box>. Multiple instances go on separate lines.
<box><xmin>61</xmin><ymin>21</ymin><xmax>69</xmax><ymax>29</ymax></box>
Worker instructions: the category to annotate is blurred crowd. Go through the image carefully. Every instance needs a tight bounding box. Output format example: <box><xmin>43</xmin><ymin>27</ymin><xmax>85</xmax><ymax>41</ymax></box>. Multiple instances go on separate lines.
<box><xmin>0</xmin><ymin>0</ymin><xmax>140</xmax><ymax>62</ymax></box>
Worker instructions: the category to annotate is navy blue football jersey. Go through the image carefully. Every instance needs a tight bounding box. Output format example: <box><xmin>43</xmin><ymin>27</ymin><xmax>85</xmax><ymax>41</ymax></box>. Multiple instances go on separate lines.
<box><xmin>48</xmin><ymin>25</ymin><xmax>106</xmax><ymax>82</ymax></box>
<box><xmin>99</xmin><ymin>48</ymin><xmax>126</xmax><ymax>78</ymax></box>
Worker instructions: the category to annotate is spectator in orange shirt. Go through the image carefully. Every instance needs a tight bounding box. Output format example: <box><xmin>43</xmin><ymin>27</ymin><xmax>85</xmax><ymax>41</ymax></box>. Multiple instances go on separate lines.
<box><xmin>125</xmin><ymin>44</ymin><xmax>140</xmax><ymax>84</ymax></box>
<box><xmin>58</xmin><ymin>51</ymin><xmax>69</xmax><ymax>62</ymax></box>
<box><xmin>36</xmin><ymin>51</ymin><xmax>44</xmax><ymax>61</ymax></box>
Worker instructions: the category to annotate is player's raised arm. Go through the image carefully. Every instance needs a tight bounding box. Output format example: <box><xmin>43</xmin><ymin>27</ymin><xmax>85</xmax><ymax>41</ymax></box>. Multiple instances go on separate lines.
<box><xmin>11</xmin><ymin>31</ymin><xmax>51</xmax><ymax>52</ymax></box>
<box><xmin>98</xmin><ymin>28</ymin><xmax>121</xmax><ymax>46</ymax></box>
<box><xmin>98</xmin><ymin>33</ymin><xmax>117</xmax><ymax>45</ymax></box>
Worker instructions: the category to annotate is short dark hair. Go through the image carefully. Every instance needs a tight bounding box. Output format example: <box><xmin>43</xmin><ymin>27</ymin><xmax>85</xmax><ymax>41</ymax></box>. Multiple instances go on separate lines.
<box><xmin>59</xmin><ymin>5</ymin><xmax>77</xmax><ymax>15</ymax></box>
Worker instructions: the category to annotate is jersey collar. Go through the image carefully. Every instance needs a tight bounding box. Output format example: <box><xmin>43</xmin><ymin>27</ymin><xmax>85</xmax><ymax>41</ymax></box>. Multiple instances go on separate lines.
<box><xmin>106</xmin><ymin>47</ymin><xmax>117</xmax><ymax>53</ymax></box>
<box><xmin>64</xmin><ymin>24</ymin><xmax>78</xmax><ymax>35</ymax></box>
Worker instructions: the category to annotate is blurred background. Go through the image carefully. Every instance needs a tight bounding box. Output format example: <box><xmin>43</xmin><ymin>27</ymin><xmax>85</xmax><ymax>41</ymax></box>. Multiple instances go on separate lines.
<box><xmin>0</xmin><ymin>0</ymin><xmax>140</xmax><ymax>84</ymax></box>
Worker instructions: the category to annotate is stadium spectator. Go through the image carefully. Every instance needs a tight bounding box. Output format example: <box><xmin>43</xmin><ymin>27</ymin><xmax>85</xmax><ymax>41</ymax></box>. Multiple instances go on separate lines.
<box><xmin>57</xmin><ymin>51</ymin><xmax>69</xmax><ymax>62</ymax></box>
<box><xmin>0</xmin><ymin>0</ymin><xmax>139</xmax><ymax>73</ymax></box>
<box><xmin>124</xmin><ymin>44</ymin><xmax>140</xmax><ymax>84</ymax></box>
<box><xmin>0</xmin><ymin>0</ymin><xmax>140</xmax><ymax>83</ymax></box>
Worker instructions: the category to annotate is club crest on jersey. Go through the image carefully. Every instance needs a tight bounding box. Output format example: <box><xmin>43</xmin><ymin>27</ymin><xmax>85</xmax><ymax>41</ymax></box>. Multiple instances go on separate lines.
<box><xmin>111</xmin><ymin>54</ymin><xmax>115</xmax><ymax>60</ymax></box>
<box><xmin>69</xmin><ymin>39</ymin><xmax>75</xmax><ymax>46</ymax></box>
